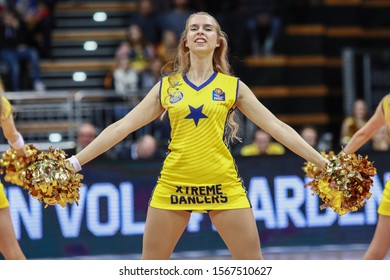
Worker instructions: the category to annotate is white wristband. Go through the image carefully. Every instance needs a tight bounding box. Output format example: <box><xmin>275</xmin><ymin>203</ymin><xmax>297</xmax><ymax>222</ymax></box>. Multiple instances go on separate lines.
<box><xmin>67</xmin><ymin>155</ymin><xmax>82</xmax><ymax>172</ymax></box>
<box><xmin>8</xmin><ymin>132</ymin><xmax>25</xmax><ymax>150</ymax></box>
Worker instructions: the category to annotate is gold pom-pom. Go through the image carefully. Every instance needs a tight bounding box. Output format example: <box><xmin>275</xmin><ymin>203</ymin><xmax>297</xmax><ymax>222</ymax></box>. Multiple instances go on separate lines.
<box><xmin>23</xmin><ymin>147</ymin><xmax>84</xmax><ymax>208</ymax></box>
<box><xmin>303</xmin><ymin>151</ymin><xmax>376</xmax><ymax>216</ymax></box>
<box><xmin>1</xmin><ymin>145</ymin><xmax>83</xmax><ymax>208</ymax></box>
<box><xmin>0</xmin><ymin>144</ymin><xmax>38</xmax><ymax>186</ymax></box>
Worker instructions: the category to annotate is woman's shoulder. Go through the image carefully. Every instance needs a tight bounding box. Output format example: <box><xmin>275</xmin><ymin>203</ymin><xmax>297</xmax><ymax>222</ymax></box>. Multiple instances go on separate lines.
<box><xmin>217</xmin><ymin>72</ymin><xmax>238</xmax><ymax>79</ymax></box>
<box><xmin>216</xmin><ymin>73</ymin><xmax>240</xmax><ymax>86</ymax></box>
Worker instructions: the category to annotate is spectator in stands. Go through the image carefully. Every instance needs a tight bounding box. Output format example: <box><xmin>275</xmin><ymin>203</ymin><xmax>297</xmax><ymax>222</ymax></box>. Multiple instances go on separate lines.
<box><xmin>130</xmin><ymin>134</ymin><xmax>160</xmax><ymax>160</ymax></box>
<box><xmin>160</xmin><ymin>0</ymin><xmax>192</xmax><ymax>40</ymax></box>
<box><xmin>113</xmin><ymin>134</ymin><xmax>163</xmax><ymax>160</ymax></box>
<box><xmin>12</xmin><ymin>0</ymin><xmax>54</xmax><ymax>58</ymax></box>
<box><xmin>218</xmin><ymin>0</ymin><xmax>252</xmax><ymax>59</ymax></box>
<box><xmin>115</xmin><ymin>23</ymin><xmax>155</xmax><ymax>74</ymax></box>
<box><xmin>155</xmin><ymin>29</ymin><xmax>178</xmax><ymax>74</ymax></box>
<box><xmin>137</xmin><ymin>58</ymin><xmax>169</xmax><ymax>142</ymax></box>
<box><xmin>372</xmin><ymin>124</ymin><xmax>389</xmax><ymax>152</ymax></box>
<box><xmin>152</xmin><ymin>0</ymin><xmax>171</xmax><ymax>12</ymax></box>
<box><xmin>76</xmin><ymin>123</ymin><xmax>97</xmax><ymax>153</ymax></box>
<box><xmin>246</xmin><ymin>0</ymin><xmax>282</xmax><ymax>56</ymax></box>
<box><xmin>0</xmin><ymin>8</ymin><xmax>46</xmax><ymax>91</ymax></box>
<box><xmin>140</xmin><ymin>56</ymin><xmax>163</xmax><ymax>91</ymax></box>
<box><xmin>112</xmin><ymin>55</ymin><xmax>141</xmax><ymax>127</ymax></box>
<box><xmin>138</xmin><ymin>57</ymin><xmax>171</xmax><ymax>143</ymax></box>
<box><xmin>113</xmin><ymin>54</ymin><xmax>139</xmax><ymax>96</ymax></box>
<box><xmin>340</xmin><ymin>99</ymin><xmax>369</xmax><ymax>147</ymax></box>
<box><xmin>240</xmin><ymin>128</ymin><xmax>285</xmax><ymax>156</ymax></box>
<box><xmin>129</xmin><ymin>0</ymin><xmax>161</xmax><ymax>46</ymax></box>
<box><xmin>300</xmin><ymin>125</ymin><xmax>319</xmax><ymax>150</ymax></box>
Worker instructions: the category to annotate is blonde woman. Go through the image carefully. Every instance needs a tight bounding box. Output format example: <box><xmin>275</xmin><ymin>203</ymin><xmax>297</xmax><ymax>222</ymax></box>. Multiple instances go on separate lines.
<box><xmin>67</xmin><ymin>12</ymin><xmax>328</xmax><ymax>259</ymax></box>
<box><xmin>343</xmin><ymin>94</ymin><xmax>390</xmax><ymax>259</ymax></box>
<box><xmin>0</xmin><ymin>83</ymin><xmax>26</xmax><ymax>259</ymax></box>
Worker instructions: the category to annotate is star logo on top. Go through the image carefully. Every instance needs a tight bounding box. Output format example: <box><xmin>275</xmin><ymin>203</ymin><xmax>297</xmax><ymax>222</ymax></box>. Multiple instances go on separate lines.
<box><xmin>185</xmin><ymin>105</ymin><xmax>208</xmax><ymax>126</ymax></box>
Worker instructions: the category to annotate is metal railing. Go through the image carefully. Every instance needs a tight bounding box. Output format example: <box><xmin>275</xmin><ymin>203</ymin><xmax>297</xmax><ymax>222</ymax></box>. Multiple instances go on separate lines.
<box><xmin>1</xmin><ymin>90</ymin><xmax>146</xmax><ymax>152</ymax></box>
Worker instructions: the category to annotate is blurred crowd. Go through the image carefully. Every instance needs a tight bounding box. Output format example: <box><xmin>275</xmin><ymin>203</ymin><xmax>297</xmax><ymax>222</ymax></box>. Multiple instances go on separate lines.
<box><xmin>90</xmin><ymin>0</ymin><xmax>289</xmax><ymax>159</ymax></box>
<box><xmin>105</xmin><ymin>0</ymin><xmax>390</xmax><ymax>158</ymax></box>
<box><xmin>104</xmin><ymin>0</ymin><xmax>286</xmax><ymax>95</ymax></box>
<box><xmin>1</xmin><ymin>0</ymin><xmax>390</xmax><ymax>159</ymax></box>
<box><xmin>0</xmin><ymin>0</ymin><xmax>55</xmax><ymax>91</ymax></box>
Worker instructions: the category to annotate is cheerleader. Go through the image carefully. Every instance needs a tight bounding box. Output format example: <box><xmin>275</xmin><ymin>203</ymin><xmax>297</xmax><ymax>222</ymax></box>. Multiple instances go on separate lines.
<box><xmin>67</xmin><ymin>12</ymin><xmax>328</xmax><ymax>259</ymax></box>
<box><xmin>0</xmin><ymin>83</ymin><xmax>26</xmax><ymax>260</ymax></box>
<box><xmin>343</xmin><ymin>94</ymin><xmax>390</xmax><ymax>259</ymax></box>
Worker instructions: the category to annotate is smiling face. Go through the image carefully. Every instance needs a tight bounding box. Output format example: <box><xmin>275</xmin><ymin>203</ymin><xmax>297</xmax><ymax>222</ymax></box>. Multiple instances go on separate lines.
<box><xmin>174</xmin><ymin>12</ymin><xmax>230</xmax><ymax>76</ymax></box>
<box><xmin>185</xmin><ymin>14</ymin><xmax>220</xmax><ymax>55</ymax></box>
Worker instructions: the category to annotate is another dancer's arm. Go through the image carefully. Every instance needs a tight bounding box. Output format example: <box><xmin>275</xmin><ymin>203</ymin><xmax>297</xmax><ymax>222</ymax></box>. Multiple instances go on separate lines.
<box><xmin>343</xmin><ymin>99</ymin><xmax>386</xmax><ymax>154</ymax></box>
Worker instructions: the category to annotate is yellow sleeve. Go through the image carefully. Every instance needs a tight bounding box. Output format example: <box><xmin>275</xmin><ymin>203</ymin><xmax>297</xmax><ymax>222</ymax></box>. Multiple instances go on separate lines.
<box><xmin>1</xmin><ymin>96</ymin><xmax>12</xmax><ymax>121</ymax></box>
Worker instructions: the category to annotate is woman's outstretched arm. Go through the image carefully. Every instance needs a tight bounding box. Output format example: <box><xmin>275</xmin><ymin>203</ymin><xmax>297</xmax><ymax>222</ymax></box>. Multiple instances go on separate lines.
<box><xmin>237</xmin><ymin>80</ymin><xmax>328</xmax><ymax>169</ymax></box>
<box><xmin>343</xmin><ymin>99</ymin><xmax>386</xmax><ymax>154</ymax></box>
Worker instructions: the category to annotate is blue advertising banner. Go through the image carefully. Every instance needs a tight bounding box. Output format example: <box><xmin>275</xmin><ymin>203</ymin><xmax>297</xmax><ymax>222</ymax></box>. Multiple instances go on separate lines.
<box><xmin>4</xmin><ymin>152</ymin><xmax>389</xmax><ymax>259</ymax></box>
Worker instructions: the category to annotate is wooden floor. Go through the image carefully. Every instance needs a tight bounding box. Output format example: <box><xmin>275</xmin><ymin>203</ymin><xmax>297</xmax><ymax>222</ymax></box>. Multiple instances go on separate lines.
<box><xmin>48</xmin><ymin>245</ymin><xmax>390</xmax><ymax>260</ymax></box>
<box><xmin>262</xmin><ymin>246</ymin><xmax>390</xmax><ymax>260</ymax></box>
<box><xmin>171</xmin><ymin>246</ymin><xmax>390</xmax><ymax>260</ymax></box>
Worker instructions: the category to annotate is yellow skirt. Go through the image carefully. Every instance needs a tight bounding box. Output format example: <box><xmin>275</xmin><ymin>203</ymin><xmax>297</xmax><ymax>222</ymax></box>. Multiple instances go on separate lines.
<box><xmin>0</xmin><ymin>181</ymin><xmax>9</xmax><ymax>209</ymax></box>
<box><xmin>378</xmin><ymin>180</ymin><xmax>390</xmax><ymax>216</ymax></box>
<box><xmin>149</xmin><ymin>180</ymin><xmax>251</xmax><ymax>213</ymax></box>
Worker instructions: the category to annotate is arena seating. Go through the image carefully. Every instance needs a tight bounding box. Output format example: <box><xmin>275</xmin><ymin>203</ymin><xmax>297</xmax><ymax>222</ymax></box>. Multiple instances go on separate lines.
<box><xmin>3</xmin><ymin>0</ymin><xmax>390</xmax><ymax>146</ymax></box>
<box><xmin>238</xmin><ymin>0</ymin><xmax>390</xmax><ymax>139</ymax></box>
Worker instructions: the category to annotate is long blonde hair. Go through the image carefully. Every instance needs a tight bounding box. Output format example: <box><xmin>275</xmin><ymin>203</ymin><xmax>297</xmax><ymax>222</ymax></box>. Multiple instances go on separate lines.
<box><xmin>167</xmin><ymin>11</ymin><xmax>241</xmax><ymax>144</ymax></box>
